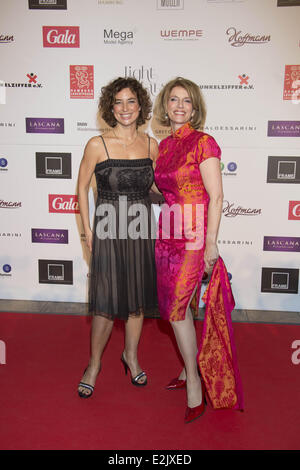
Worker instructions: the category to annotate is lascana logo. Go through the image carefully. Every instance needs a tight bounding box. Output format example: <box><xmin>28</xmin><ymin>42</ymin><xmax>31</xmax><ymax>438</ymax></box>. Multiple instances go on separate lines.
<box><xmin>43</xmin><ymin>26</ymin><xmax>80</xmax><ymax>48</ymax></box>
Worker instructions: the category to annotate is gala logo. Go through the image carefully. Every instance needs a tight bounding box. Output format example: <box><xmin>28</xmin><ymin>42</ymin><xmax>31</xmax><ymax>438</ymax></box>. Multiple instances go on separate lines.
<box><xmin>49</xmin><ymin>194</ymin><xmax>79</xmax><ymax>213</ymax></box>
<box><xmin>43</xmin><ymin>26</ymin><xmax>80</xmax><ymax>48</ymax></box>
<box><xmin>288</xmin><ymin>201</ymin><xmax>300</xmax><ymax>220</ymax></box>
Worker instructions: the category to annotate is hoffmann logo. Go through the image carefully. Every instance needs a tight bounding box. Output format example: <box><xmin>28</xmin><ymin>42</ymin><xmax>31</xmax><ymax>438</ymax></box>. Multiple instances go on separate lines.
<box><xmin>49</xmin><ymin>195</ymin><xmax>79</xmax><ymax>213</ymax></box>
<box><xmin>42</xmin><ymin>26</ymin><xmax>80</xmax><ymax>48</ymax></box>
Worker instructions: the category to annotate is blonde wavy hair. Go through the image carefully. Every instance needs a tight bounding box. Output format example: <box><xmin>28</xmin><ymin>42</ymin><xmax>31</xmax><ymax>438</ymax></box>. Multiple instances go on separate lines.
<box><xmin>153</xmin><ymin>77</ymin><xmax>206</xmax><ymax>129</ymax></box>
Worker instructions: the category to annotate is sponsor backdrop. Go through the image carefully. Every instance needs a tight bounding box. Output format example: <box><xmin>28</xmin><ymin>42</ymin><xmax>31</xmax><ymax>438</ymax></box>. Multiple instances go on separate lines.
<box><xmin>0</xmin><ymin>0</ymin><xmax>299</xmax><ymax>312</ymax></box>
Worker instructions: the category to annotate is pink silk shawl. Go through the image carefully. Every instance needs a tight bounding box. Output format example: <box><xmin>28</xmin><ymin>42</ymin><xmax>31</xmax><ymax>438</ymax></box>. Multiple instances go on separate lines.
<box><xmin>197</xmin><ymin>256</ymin><xmax>244</xmax><ymax>411</ymax></box>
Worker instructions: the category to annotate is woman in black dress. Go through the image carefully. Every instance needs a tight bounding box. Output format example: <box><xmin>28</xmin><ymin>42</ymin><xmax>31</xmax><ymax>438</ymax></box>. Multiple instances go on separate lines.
<box><xmin>77</xmin><ymin>77</ymin><xmax>158</xmax><ymax>397</ymax></box>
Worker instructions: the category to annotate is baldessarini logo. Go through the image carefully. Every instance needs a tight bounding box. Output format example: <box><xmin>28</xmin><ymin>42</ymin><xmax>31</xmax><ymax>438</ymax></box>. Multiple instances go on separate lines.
<box><xmin>226</xmin><ymin>27</ymin><xmax>271</xmax><ymax>47</ymax></box>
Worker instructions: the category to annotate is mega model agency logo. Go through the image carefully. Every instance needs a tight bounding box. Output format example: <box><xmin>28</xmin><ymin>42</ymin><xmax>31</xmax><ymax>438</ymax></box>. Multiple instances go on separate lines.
<box><xmin>32</xmin><ymin>228</ymin><xmax>69</xmax><ymax>244</ymax></box>
<box><xmin>4</xmin><ymin>73</ymin><xmax>43</xmax><ymax>89</ymax></box>
<box><xmin>288</xmin><ymin>201</ymin><xmax>300</xmax><ymax>220</ymax></box>
<box><xmin>26</xmin><ymin>118</ymin><xmax>64</xmax><ymax>134</ymax></box>
<box><xmin>261</xmin><ymin>267</ymin><xmax>299</xmax><ymax>294</ymax></box>
<box><xmin>267</xmin><ymin>156</ymin><xmax>300</xmax><ymax>183</ymax></box>
<box><xmin>36</xmin><ymin>152</ymin><xmax>71</xmax><ymax>178</ymax></box>
<box><xmin>29</xmin><ymin>0</ymin><xmax>67</xmax><ymax>9</ymax></box>
<box><xmin>283</xmin><ymin>65</ymin><xmax>300</xmax><ymax>102</ymax></box>
<box><xmin>268</xmin><ymin>121</ymin><xmax>300</xmax><ymax>137</ymax></box>
<box><xmin>104</xmin><ymin>29</ymin><xmax>135</xmax><ymax>45</ymax></box>
<box><xmin>49</xmin><ymin>194</ymin><xmax>80</xmax><ymax>213</ymax></box>
<box><xmin>70</xmin><ymin>65</ymin><xmax>94</xmax><ymax>99</ymax></box>
<box><xmin>43</xmin><ymin>26</ymin><xmax>80</xmax><ymax>48</ymax></box>
<box><xmin>226</xmin><ymin>27</ymin><xmax>271</xmax><ymax>47</ymax></box>
<box><xmin>263</xmin><ymin>236</ymin><xmax>300</xmax><ymax>252</ymax></box>
<box><xmin>38</xmin><ymin>259</ymin><xmax>73</xmax><ymax>284</ymax></box>
<box><xmin>157</xmin><ymin>0</ymin><xmax>184</xmax><ymax>9</ymax></box>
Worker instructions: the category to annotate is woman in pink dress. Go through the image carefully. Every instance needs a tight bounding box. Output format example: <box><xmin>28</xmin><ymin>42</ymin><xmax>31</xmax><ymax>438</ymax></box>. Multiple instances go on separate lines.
<box><xmin>153</xmin><ymin>77</ymin><xmax>223</xmax><ymax>423</ymax></box>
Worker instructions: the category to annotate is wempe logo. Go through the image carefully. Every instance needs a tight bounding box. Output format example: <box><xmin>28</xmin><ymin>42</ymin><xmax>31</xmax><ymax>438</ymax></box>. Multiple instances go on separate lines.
<box><xmin>49</xmin><ymin>194</ymin><xmax>79</xmax><ymax>213</ymax></box>
<box><xmin>26</xmin><ymin>118</ymin><xmax>64</xmax><ymax>134</ymax></box>
<box><xmin>263</xmin><ymin>236</ymin><xmax>300</xmax><ymax>252</ymax></box>
<box><xmin>226</xmin><ymin>27</ymin><xmax>271</xmax><ymax>47</ymax></box>
<box><xmin>160</xmin><ymin>29</ymin><xmax>203</xmax><ymax>41</ymax></box>
<box><xmin>43</xmin><ymin>26</ymin><xmax>80</xmax><ymax>48</ymax></box>
<box><xmin>104</xmin><ymin>29</ymin><xmax>134</xmax><ymax>45</ymax></box>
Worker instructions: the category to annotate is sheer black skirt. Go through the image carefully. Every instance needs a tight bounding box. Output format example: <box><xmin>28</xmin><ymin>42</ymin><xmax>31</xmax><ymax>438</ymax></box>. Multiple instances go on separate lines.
<box><xmin>88</xmin><ymin>196</ymin><xmax>157</xmax><ymax>320</ymax></box>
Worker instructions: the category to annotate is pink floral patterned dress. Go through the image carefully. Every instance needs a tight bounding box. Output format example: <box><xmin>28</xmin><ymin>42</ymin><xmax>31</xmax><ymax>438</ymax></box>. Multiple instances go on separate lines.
<box><xmin>154</xmin><ymin>122</ymin><xmax>221</xmax><ymax>322</ymax></box>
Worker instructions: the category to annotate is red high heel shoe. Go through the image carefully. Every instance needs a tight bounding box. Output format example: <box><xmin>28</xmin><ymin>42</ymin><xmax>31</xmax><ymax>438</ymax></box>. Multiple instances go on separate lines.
<box><xmin>184</xmin><ymin>378</ymin><xmax>207</xmax><ymax>424</ymax></box>
<box><xmin>165</xmin><ymin>377</ymin><xmax>186</xmax><ymax>390</ymax></box>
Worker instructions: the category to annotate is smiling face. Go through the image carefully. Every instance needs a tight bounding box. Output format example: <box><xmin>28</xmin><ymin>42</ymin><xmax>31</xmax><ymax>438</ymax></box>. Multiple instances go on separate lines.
<box><xmin>112</xmin><ymin>87</ymin><xmax>141</xmax><ymax>127</ymax></box>
<box><xmin>166</xmin><ymin>86</ymin><xmax>194</xmax><ymax>131</ymax></box>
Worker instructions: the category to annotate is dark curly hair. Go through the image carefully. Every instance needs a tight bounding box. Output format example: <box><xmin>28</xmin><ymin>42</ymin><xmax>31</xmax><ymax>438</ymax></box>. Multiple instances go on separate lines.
<box><xmin>98</xmin><ymin>77</ymin><xmax>152</xmax><ymax>128</ymax></box>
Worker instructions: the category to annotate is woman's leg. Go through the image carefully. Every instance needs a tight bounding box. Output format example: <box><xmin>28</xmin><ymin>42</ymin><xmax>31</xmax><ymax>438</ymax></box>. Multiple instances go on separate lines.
<box><xmin>78</xmin><ymin>315</ymin><xmax>114</xmax><ymax>396</ymax></box>
<box><xmin>123</xmin><ymin>312</ymin><xmax>147</xmax><ymax>384</ymax></box>
<box><xmin>170</xmin><ymin>308</ymin><xmax>203</xmax><ymax>408</ymax></box>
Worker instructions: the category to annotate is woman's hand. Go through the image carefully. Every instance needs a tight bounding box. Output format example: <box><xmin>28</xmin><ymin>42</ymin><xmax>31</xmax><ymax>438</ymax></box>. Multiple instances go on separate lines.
<box><xmin>85</xmin><ymin>228</ymin><xmax>93</xmax><ymax>253</ymax></box>
<box><xmin>204</xmin><ymin>241</ymin><xmax>219</xmax><ymax>272</ymax></box>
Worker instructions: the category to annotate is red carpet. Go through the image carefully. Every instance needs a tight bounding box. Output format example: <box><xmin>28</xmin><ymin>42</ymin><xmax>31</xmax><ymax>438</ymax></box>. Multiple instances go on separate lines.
<box><xmin>0</xmin><ymin>312</ymin><xmax>299</xmax><ymax>450</ymax></box>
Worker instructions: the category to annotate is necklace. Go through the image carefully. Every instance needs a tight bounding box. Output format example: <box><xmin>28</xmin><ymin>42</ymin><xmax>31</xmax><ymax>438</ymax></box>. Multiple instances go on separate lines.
<box><xmin>112</xmin><ymin>129</ymin><xmax>139</xmax><ymax>151</ymax></box>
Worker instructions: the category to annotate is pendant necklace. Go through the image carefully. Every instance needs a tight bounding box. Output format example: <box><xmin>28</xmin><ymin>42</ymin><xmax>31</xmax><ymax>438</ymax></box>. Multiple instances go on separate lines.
<box><xmin>112</xmin><ymin>129</ymin><xmax>139</xmax><ymax>152</ymax></box>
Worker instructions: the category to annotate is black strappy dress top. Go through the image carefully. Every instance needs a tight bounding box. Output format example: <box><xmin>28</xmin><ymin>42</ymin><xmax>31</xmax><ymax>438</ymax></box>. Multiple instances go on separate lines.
<box><xmin>88</xmin><ymin>135</ymin><xmax>157</xmax><ymax>320</ymax></box>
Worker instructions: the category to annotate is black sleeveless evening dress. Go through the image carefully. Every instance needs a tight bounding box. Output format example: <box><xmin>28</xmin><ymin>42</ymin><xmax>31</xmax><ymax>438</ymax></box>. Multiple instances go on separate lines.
<box><xmin>88</xmin><ymin>135</ymin><xmax>157</xmax><ymax>320</ymax></box>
